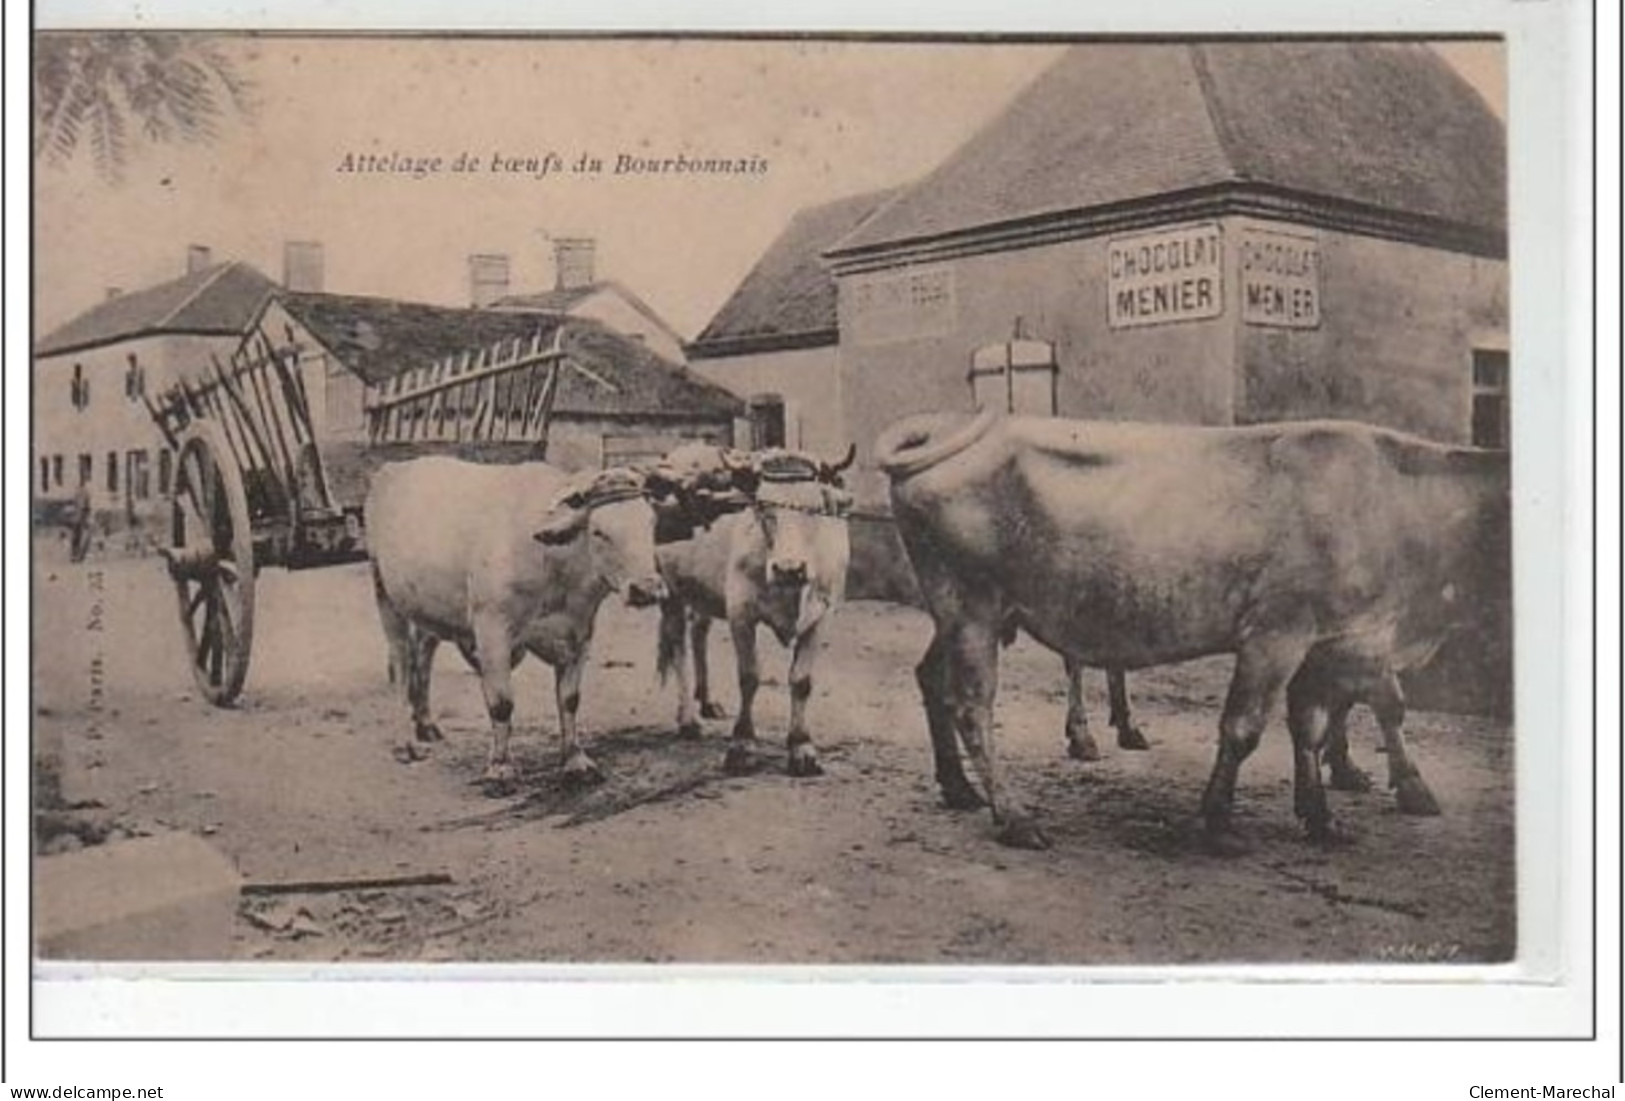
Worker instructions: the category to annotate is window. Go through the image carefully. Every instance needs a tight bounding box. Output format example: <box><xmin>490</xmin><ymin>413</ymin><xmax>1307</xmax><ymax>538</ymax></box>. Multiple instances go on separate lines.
<box><xmin>125</xmin><ymin>354</ymin><xmax>146</xmax><ymax>401</ymax></box>
<box><xmin>970</xmin><ymin>335</ymin><xmax>1058</xmax><ymax>415</ymax></box>
<box><xmin>748</xmin><ymin>395</ymin><xmax>786</xmax><ymax>449</ymax></box>
<box><xmin>158</xmin><ymin>449</ymin><xmax>173</xmax><ymax>495</ymax></box>
<box><xmin>128</xmin><ymin>450</ymin><xmax>151</xmax><ymax>500</ymax></box>
<box><xmin>78</xmin><ymin>453</ymin><xmax>93</xmax><ymax>487</ymax></box>
<box><xmin>106</xmin><ymin>451</ymin><xmax>119</xmax><ymax>493</ymax></box>
<box><xmin>1470</xmin><ymin>349</ymin><xmax>1509</xmax><ymax>450</ymax></box>
<box><xmin>52</xmin><ymin>455</ymin><xmax>64</xmax><ymax>488</ymax></box>
<box><xmin>40</xmin><ymin>458</ymin><xmax>49</xmax><ymax>494</ymax></box>
<box><xmin>70</xmin><ymin>363</ymin><xmax>90</xmax><ymax>410</ymax></box>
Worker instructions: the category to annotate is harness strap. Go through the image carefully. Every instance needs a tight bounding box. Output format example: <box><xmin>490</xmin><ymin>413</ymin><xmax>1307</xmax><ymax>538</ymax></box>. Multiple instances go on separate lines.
<box><xmin>580</xmin><ymin>484</ymin><xmax>647</xmax><ymax>510</ymax></box>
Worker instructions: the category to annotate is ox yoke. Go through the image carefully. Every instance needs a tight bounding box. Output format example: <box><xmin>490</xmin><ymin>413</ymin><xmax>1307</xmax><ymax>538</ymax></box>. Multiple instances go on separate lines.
<box><xmin>366</xmin><ymin>458</ymin><xmax>614</xmax><ymax>664</ymax></box>
<box><xmin>887</xmin><ymin>415</ymin><xmax>1508</xmax><ymax>671</ymax></box>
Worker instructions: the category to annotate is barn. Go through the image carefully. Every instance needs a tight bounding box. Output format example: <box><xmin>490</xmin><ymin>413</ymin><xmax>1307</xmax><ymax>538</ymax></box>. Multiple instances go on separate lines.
<box><xmin>815</xmin><ymin>41</ymin><xmax>1506</xmax><ymax>507</ymax></box>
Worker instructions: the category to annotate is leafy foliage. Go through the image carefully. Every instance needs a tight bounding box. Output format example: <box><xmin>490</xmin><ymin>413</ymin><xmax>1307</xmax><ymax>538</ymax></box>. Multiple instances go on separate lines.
<box><xmin>34</xmin><ymin>32</ymin><xmax>255</xmax><ymax>182</ymax></box>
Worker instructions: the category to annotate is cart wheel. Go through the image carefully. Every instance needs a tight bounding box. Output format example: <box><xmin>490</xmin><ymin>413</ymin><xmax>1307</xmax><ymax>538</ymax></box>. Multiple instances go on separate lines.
<box><xmin>168</xmin><ymin>425</ymin><xmax>256</xmax><ymax>706</ymax></box>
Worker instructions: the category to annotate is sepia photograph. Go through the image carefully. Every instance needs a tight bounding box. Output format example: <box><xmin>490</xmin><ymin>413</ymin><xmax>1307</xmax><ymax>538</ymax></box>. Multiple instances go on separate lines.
<box><xmin>27</xmin><ymin>27</ymin><xmax>1537</xmax><ymax>994</ymax></box>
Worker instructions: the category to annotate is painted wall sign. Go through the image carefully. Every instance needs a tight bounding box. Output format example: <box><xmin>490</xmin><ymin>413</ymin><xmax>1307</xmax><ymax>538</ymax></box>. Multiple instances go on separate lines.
<box><xmin>846</xmin><ymin>265</ymin><xmax>956</xmax><ymax>346</ymax></box>
<box><xmin>1240</xmin><ymin>226</ymin><xmax>1321</xmax><ymax>328</ymax></box>
<box><xmin>1106</xmin><ymin>223</ymin><xmax>1224</xmax><ymax>329</ymax></box>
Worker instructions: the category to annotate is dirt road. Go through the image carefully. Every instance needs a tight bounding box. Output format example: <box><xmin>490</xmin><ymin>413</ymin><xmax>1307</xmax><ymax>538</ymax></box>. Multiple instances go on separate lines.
<box><xmin>33</xmin><ymin>546</ymin><xmax>1515</xmax><ymax>965</ymax></box>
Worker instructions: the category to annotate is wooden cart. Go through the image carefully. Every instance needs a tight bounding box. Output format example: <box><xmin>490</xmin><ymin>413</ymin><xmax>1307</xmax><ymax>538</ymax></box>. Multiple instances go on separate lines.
<box><xmin>145</xmin><ymin>319</ymin><xmax>566</xmax><ymax>705</ymax></box>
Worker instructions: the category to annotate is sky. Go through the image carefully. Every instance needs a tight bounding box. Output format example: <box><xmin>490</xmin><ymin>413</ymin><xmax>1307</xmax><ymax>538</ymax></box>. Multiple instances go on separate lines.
<box><xmin>32</xmin><ymin>37</ymin><xmax>1506</xmax><ymax>340</ymax></box>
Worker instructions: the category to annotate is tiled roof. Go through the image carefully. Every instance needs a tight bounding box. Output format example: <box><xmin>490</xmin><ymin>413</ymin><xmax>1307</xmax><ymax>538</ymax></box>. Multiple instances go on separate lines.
<box><xmin>35</xmin><ymin>262</ymin><xmax>278</xmax><ymax>356</ymax></box>
<box><xmin>282</xmin><ymin>291</ymin><xmax>742</xmax><ymax>419</ymax></box>
<box><xmin>281</xmin><ymin>291</ymin><xmax>560</xmax><ymax>386</ymax></box>
<box><xmin>552</xmin><ymin>319</ymin><xmax>744</xmax><ymax>418</ymax></box>
<box><xmin>1195</xmin><ymin>42</ymin><xmax>1504</xmax><ymax>233</ymax></box>
<box><xmin>688</xmin><ymin>187</ymin><xmax>900</xmax><ymax>358</ymax></box>
<box><xmin>833</xmin><ymin>42</ymin><xmax>1504</xmax><ymax>256</ymax></box>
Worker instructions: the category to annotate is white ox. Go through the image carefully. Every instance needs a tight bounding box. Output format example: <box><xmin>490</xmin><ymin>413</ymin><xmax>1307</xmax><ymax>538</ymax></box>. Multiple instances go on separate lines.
<box><xmin>654</xmin><ymin>445</ymin><xmax>854</xmax><ymax>777</ymax></box>
<box><xmin>878</xmin><ymin>410</ymin><xmax>1509</xmax><ymax>851</ymax></box>
<box><xmin>366</xmin><ymin>457</ymin><xmax>676</xmax><ymax>791</ymax></box>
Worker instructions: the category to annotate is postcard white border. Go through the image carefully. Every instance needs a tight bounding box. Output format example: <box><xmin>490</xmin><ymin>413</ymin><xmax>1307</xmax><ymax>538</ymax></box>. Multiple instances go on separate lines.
<box><xmin>7</xmin><ymin>0</ymin><xmax>1616</xmax><ymax>1090</ymax></box>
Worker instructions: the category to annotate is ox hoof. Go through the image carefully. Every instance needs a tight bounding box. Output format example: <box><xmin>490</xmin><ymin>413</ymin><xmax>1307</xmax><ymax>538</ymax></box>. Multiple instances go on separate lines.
<box><xmin>392</xmin><ymin>741</ymin><xmax>431</xmax><ymax>764</ymax></box>
<box><xmin>995</xmin><ymin>816</ymin><xmax>1051</xmax><ymax>850</ymax></box>
<box><xmin>1117</xmin><ymin>726</ymin><xmax>1150</xmax><ymax>751</ymax></box>
<box><xmin>1066</xmin><ymin>736</ymin><xmax>1103</xmax><ymax>762</ymax></box>
<box><xmin>1394</xmin><ymin>777</ymin><xmax>1441</xmax><ymax>816</ymax></box>
<box><xmin>730</xmin><ymin>720</ymin><xmax>757</xmax><ymax>743</ymax></box>
<box><xmin>939</xmin><ymin>778</ymin><xmax>986</xmax><ymax>811</ymax></box>
<box><xmin>1328</xmin><ymin>763</ymin><xmax>1374</xmax><ymax>793</ymax></box>
<box><xmin>561</xmin><ymin>759</ymin><xmax>606</xmax><ymax>789</ymax></box>
<box><xmin>415</xmin><ymin>723</ymin><xmax>445</xmax><ymax>744</ymax></box>
<box><xmin>787</xmin><ymin>745</ymin><xmax>823</xmax><ymax>778</ymax></box>
<box><xmin>676</xmin><ymin>722</ymin><xmax>704</xmax><ymax>741</ymax></box>
<box><xmin>699</xmin><ymin>701</ymin><xmax>727</xmax><ymax>720</ymax></box>
<box><xmin>722</xmin><ymin>743</ymin><xmax>758</xmax><ymax>776</ymax></box>
<box><xmin>479</xmin><ymin>763</ymin><xmax>518</xmax><ymax>796</ymax></box>
<box><xmin>1305</xmin><ymin>815</ymin><xmax>1355</xmax><ymax>848</ymax></box>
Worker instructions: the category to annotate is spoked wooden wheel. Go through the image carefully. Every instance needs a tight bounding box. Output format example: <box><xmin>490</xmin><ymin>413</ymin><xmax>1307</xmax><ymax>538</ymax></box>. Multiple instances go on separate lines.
<box><xmin>167</xmin><ymin>425</ymin><xmax>256</xmax><ymax>705</ymax></box>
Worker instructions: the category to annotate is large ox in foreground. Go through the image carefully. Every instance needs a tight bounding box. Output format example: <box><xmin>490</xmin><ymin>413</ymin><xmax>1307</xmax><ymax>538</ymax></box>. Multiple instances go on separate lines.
<box><xmin>656</xmin><ymin>445</ymin><xmax>854</xmax><ymax>777</ymax></box>
<box><xmin>366</xmin><ymin>458</ymin><xmax>678</xmax><ymax>791</ymax></box>
<box><xmin>877</xmin><ymin>410</ymin><xmax>1510</xmax><ymax>850</ymax></box>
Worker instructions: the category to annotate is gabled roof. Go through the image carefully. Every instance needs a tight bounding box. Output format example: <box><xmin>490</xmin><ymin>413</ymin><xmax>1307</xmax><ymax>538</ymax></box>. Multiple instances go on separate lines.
<box><xmin>688</xmin><ymin>187</ymin><xmax>901</xmax><ymax>359</ymax></box>
<box><xmin>281</xmin><ymin>291</ymin><xmax>742</xmax><ymax>420</ymax></box>
<box><xmin>489</xmin><ymin>284</ymin><xmax>602</xmax><ymax>313</ymax></box>
<box><xmin>831</xmin><ymin>42</ymin><xmax>1504</xmax><ymax>263</ymax></box>
<box><xmin>35</xmin><ymin>262</ymin><xmax>279</xmax><ymax>357</ymax></box>
<box><xmin>490</xmin><ymin>280</ymin><xmax>690</xmax><ymax>363</ymax></box>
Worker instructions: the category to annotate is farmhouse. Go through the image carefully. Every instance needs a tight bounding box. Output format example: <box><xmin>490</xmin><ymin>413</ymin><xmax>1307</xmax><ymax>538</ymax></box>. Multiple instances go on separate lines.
<box><xmin>815</xmin><ymin>41</ymin><xmax>1507</xmax><ymax>506</ymax></box>
<box><xmin>32</xmin><ymin>249</ymin><xmax>290</xmax><ymax>527</ymax></box>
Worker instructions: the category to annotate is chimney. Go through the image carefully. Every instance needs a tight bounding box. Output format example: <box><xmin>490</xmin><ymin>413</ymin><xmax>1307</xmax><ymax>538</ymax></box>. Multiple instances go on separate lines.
<box><xmin>186</xmin><ymin>245</ymin><xmax>213</xmax><ymax>273</ymax></box>
<box><xmin>553</xmin><ymin>238</ymin><xmax>597</xmax><ymax>291</ymax></box>
<box><xmin>469</xmin><ymin>253</ymin><xmax>511</xmax><ymax>309</ymax></box>
<box><xmin>105</xmin><ymin>287</ymin><xmax>123</xmax><ymax>301</ymax></box>
<box><xmin>283</xmin><ymin>240</ymin><xmax>325</xmax><ymax>293</ymax></box>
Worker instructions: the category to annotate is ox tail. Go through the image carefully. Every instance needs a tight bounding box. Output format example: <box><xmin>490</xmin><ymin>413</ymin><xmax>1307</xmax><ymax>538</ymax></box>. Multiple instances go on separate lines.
<box><xmin>655</xmin><ymin>600</ymin><xmax>685</xmax><ymax>687</ymax></box>
<box><xmin>370</xmin><ymin>559</ymin><xmax>408</xmax><ymax>687</ymax></box>
<box><xmin>874</xmin><ymin>407</ymin><xmax>999</xmax><ymax>480</ymax></box>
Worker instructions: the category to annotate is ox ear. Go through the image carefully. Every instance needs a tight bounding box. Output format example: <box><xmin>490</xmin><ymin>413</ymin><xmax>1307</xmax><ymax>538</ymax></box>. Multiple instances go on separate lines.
<box><xmin>642</xmin><ymin>465</ymin><xmax>681</xmax><ymax>504</ymax></box>
<box><xmin>533</xmin><ymin>488</ymin><xmax>590</xmax><ymax>545</ymax></box>
<box><xmin>722</xmin><ymin>449</ymin><xmax>760</xmax><ymax>495</ymax></box>
<box><xmin>822</xmin><ymin>486</ymin><xmax>855</xmax><ymax>518</ymax></box>
<box><xmin>533</xmin><ymin>505</ymin><xmax>588</xmax><ymax>545</ymax></box>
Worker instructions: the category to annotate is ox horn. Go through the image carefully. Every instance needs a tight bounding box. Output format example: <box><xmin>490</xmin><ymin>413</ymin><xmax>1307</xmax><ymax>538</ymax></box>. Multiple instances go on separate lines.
<box><xmin>821</xmin><ymin>443</ymin><xmax>857</xmax><ymax>481</ymax></box>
